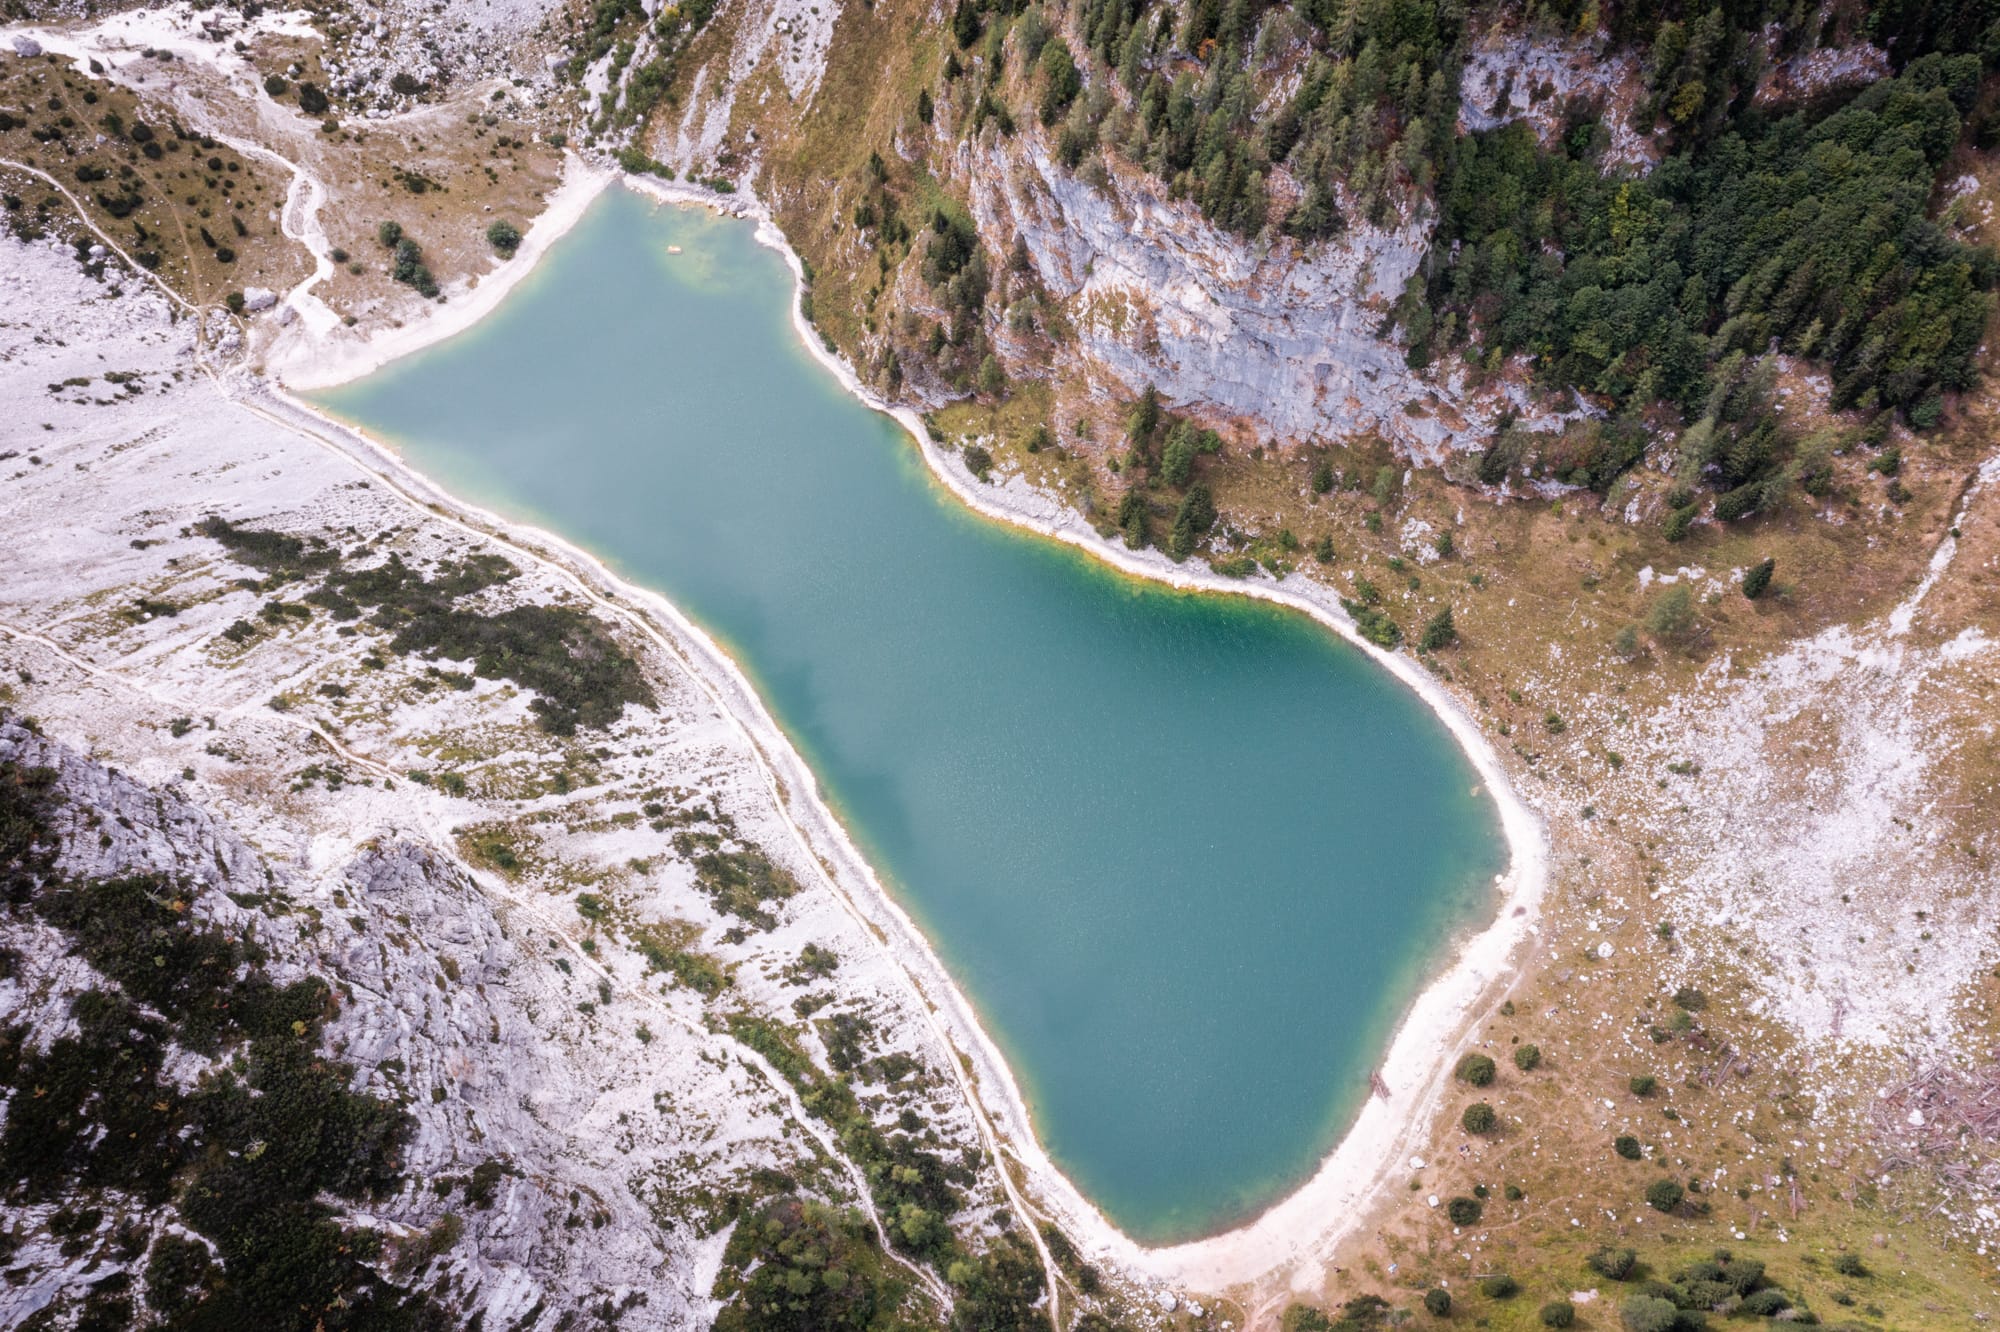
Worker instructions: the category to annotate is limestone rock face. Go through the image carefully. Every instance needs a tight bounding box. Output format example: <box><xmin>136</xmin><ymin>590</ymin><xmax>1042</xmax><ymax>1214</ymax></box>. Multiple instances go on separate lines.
<box><xmin>0</xmin><ymin>722</ymin><xmax>794</xmax><ymax>1330</ymax></box>
<box><xmin>958</xmin><ymin>132</ymin><xmax>1578</xmax><ymax>462</ymax></box>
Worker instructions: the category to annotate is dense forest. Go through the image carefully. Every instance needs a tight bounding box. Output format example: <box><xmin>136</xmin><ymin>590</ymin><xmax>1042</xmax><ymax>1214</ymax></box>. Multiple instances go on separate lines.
<box><xmin>1412</xmin><ymin>52</ymin><xmax>1994</xmax><ymax>424</ymax></box>
<box><xmin>921</xmin><ymin>0</ymin><xmax>2000</xmax><ymax>515</ymax></box>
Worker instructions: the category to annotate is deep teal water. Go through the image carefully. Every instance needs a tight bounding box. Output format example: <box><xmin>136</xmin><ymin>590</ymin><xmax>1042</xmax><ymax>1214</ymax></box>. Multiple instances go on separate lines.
<box><xmin>317</xmin><ymin>187</ymin><xmax>1505</xmax><ymax>1244</ymax></box>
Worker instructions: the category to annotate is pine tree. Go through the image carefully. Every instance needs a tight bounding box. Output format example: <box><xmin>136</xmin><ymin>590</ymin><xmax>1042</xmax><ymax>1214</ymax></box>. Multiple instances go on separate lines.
<box><xmin>1741</xmin><ymin>557</ymin><xmax>1774</xmax><ymax>599</ymax></box>
<box><xmin>1420</xmin><ymin>605</ymin><xmax>1457</xmax><ymax>652</ymax></box>
<box><xmin>1129</xmin><ymin>384</ymin><xmax>1161</xmax><ymax>452</ymax></box>
<box><xmin>1118</xmin><ymin>489</ymin><xmax>1149</xmax><ymax>550</ymax></box>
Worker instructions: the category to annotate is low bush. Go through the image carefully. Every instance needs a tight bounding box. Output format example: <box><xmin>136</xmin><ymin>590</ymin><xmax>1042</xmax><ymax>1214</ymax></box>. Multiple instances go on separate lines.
<box><xmin>1615</xmin><ymin>1135</ymin><xmax>1643</xmax><ymax>1160</ymax></box>
<box><xmin>1513</xmin><ymin>1043</ymin><xmax>1541</xmax><ymax>1072</ymax></box>
<box><xmin>1540</xmin><ymin>1300</ymin><xmax>1575</xmax><ymax>1327</ymax></box>
<box><xmin>1454</xmin><ymin>1052</ymin><xmax>1496</xmax><ymax>1086</ymax></box>
<box><xmin>1346</xmin><ymin>601</ymin><xmax>1402</xmax><ymax>648</ymax></box>
<box><xmin>1419</xmin><ymin>605</ymin><xmax>1457</xmax><ymax>652</ymax></box>
<box><xmin>1646</xmin><ymin>584</ymin><xmax>1698</xmax><ymax>646</ymax></box>
<box><xmin>713</xmin><ymin>1197</ymin><xmax>907</xmax><ymax>1332</ymax></box>
<box><xmin>1620</xmin><ymin>1295</ymin><xmax>1679</xmax><ymax>1332</ymax></box>
<box><xmin>673</xmin><ymin>834</ymin><xmax>799</xmax><ymax>929</ymax></box>
<box><xmin>1645</xmin><ymin>1178</ymin><xmax>1686</xmax><ymax>1213</ymax></box>
<box><xmin>1461</xmin><ymin>1102</ymin><xmax>1496</xmax><ymax>1134</ymax></box>
<box><xmin>1740</xmin><ymin>1288</ymin><xmax>1792</xmax><ymax>1315</ymax></box>
<box><xmin>486</xmin><ymin>219</ymin><xmax>521</xmax><ymax>256</ymax></box>
<box><xmin>1446</xmin><ymin>1195</ymin><xmax>1482</xmax><ymax>1225</ymax></box>
<box><xmin>1588</xmin><ymin>1246</ymin><xmax>1637</xmax><ymax>1280</ymax></box>
<box><xmin>1423</xmin><ymin>1288</ymin><xmax>1450</xmax><ymax>1316</ymax></box>
<box><xmin>1479</xmin><ymin>1273</ymin><xmax>1518</xmax><ymax>1299</ymax></box>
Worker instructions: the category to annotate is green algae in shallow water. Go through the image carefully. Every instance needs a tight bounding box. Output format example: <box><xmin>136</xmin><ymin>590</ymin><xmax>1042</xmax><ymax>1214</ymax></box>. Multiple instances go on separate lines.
<box><xmin>316</xmin><ymin>187</ymin><xmax>1507</xmax><ymax>1245</ymax></box>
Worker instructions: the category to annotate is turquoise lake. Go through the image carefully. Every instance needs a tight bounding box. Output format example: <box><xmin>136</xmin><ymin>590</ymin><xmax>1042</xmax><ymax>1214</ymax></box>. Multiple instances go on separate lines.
<box><xmin>318</xmin><ymin>186</ymin><xmax>1506</xmax><ymax>1244</ymax></box>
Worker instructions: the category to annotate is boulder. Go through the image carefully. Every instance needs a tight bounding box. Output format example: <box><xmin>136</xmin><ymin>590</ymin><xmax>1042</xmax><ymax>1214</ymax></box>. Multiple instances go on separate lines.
<box><xmin>241</xmin><ymin>286</ymin><xmax>278</xmax><ymax>311</ymax></box>
<box><xmin>13</xmin><ymin>35</ymin><xmax>43</xmax><ymax>57</ymax></box>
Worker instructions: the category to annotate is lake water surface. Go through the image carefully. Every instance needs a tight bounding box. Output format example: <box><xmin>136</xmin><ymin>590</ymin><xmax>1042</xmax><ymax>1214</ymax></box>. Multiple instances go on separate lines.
<box><xmin>318</xmin><ymin>187</ymin><xmax>1506</xmax><ymax>1244</ymax></box>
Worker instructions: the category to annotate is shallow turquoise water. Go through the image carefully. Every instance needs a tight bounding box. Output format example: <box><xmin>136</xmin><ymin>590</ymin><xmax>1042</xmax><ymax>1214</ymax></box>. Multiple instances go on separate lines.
<box><xmin>318</xmin><ymin>187</ymin><xmax>1505</xmax><ymax>1244</ymax></box>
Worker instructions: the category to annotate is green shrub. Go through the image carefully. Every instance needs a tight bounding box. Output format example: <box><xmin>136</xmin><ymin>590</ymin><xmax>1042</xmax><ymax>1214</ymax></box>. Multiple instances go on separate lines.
<box><xmin>1279</xmin><ymin>1305</ymin><xmax>1334</xmax><ymax>1332</ymax></box>
<box><xmin>1629</xmin><ymin>1074</ymin><xmax>1657</xmax><ymax>1097</ymax></box>
<box><xmin>1540</xmin><ymin>1300</ymin><xmax>1576</xmax><ymax>1327</ymax></box>
<box><xmin>377</xmin><ymin>219</ymin><xmax>403</xmax><ymax>248</ymax></box>
<box><xmin>1741</xmin><ymin>557</ymin><xmax>1774</xmax><ymax>599</ymax></box>
<box><xmin>714</xmin><ymin>1197</ymin><xmax>911</xmax><ymax>1331</ymax></box>
<box><xmin>1740</xmin><ymin>1288</ymin><xmax>1791</xmax><ymax>1315</ymax></box>
<box><xmin>1646</xmin><ymin>584</ymin><xmax>1696</xmax><ymax>644</ymax></box>
<box><xmin>1423</xmin><ymin>1287</ymin><xmax>1450</xmax><ymax>1316</ymax></box>
<box><xmin>963</xmin><ymin>443</ymin><xmax>994</xmax><ymax>480</ymax></box>
<box><xmin>1311</xmin><ymin>460</ymin><xmax>1334</xmax><ymax>494</ymax></box>
<box><xmin>486</xmin><ymin>219</ymin><xmax>522</xmax><ymax>255</ymax></box>
<box><xmin>297</xmin><ymin>81</ymin><xmax>328</xmax><ymax>114</ymax></box>
<box><xmin>1455</xmin><ymin>1052</ymin><xmax>1497</xmax><ymax>1086</ymax></box>
<box><xmin>1461</xmin><ymin>1102</ymin><xmax>1496</xmax><ymax>1134</ymax></box>
<box><xmin>143</xmin><ymin>1233</ymin><xmax>211</xmax><ymax>1316</ymax></box>
<box><xmin>1419</xmin><ymin>605</ymin><xmax>1458</xmax><ymax>652</ymax></box>
<box><xmin>1672</xmin><ymin>987</ymin><xmax>1707</xmax><ymax>1012</ymax></box>
<box><xmin>1720</xmin><ymin>1257</ymin><xmax>1765</xmax><ymax>1294</ymax></box>
<box><xmin>1615</xmin><ymin>1135</ymin><xmax>1643</xmax><ymax>1160</ymax></box>
<box><xmin>1620</xmin><ymin>1294</ymin><xmax>1679</xmax><ymax>1332</ymax></box>
<box><xmin>1833</xmin><ymin>1251</ymin><xmax>1867</xmax><ymax>1277</ymax></box>
<box><xmin>1479</xmin><ymin>1273</ymin><xmax>1518</xmax><ymax>1299</ymax></box>
<box><xmin>674</xmin><ymin>835</ymin><xmax>799</xmax><ymax>928</ymax></box>
<box><xmin>263</xmin><ymin>73</ymin><xmax>289</xmax><ymax>96</ymax></box>
<box><xmin>1588</xmin><ymin>1246</ymin><xmax>1637</xmax><ymax>1280</ymax></box>
<box><xmin>1345</xmin><ymin>601</ymin><xmax>1402</xmax><ymax>648</ymax></box>
<box><xmin>1645</xmin><ymin>1178</ymin><xmax>1686</xmax><ymax>1213</ymax></box>
<box><xmin>1513</xmin><ymin>1043</ymin><xmax>1541</xmax><ymax>1071</ymax></box>
<box><xmin>1446</xmin><ymin>1195</ymin><xmax>1482</xmax><ymax>1225</ymax></box>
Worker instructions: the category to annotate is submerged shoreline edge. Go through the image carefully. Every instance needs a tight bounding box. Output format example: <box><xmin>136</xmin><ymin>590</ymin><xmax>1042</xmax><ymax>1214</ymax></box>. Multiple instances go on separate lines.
<box><xmin>259</xmin><ymin>165</ymin><xmax>1549</xmax><ymax>1294</ymax></box>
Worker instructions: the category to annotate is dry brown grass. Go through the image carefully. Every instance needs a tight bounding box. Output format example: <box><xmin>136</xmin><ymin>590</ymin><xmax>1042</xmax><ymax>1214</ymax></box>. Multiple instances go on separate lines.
<box><xmin>1</xmin><ymin>51</ymin><xmax>307</xmax><ymax>304</ymax></box>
